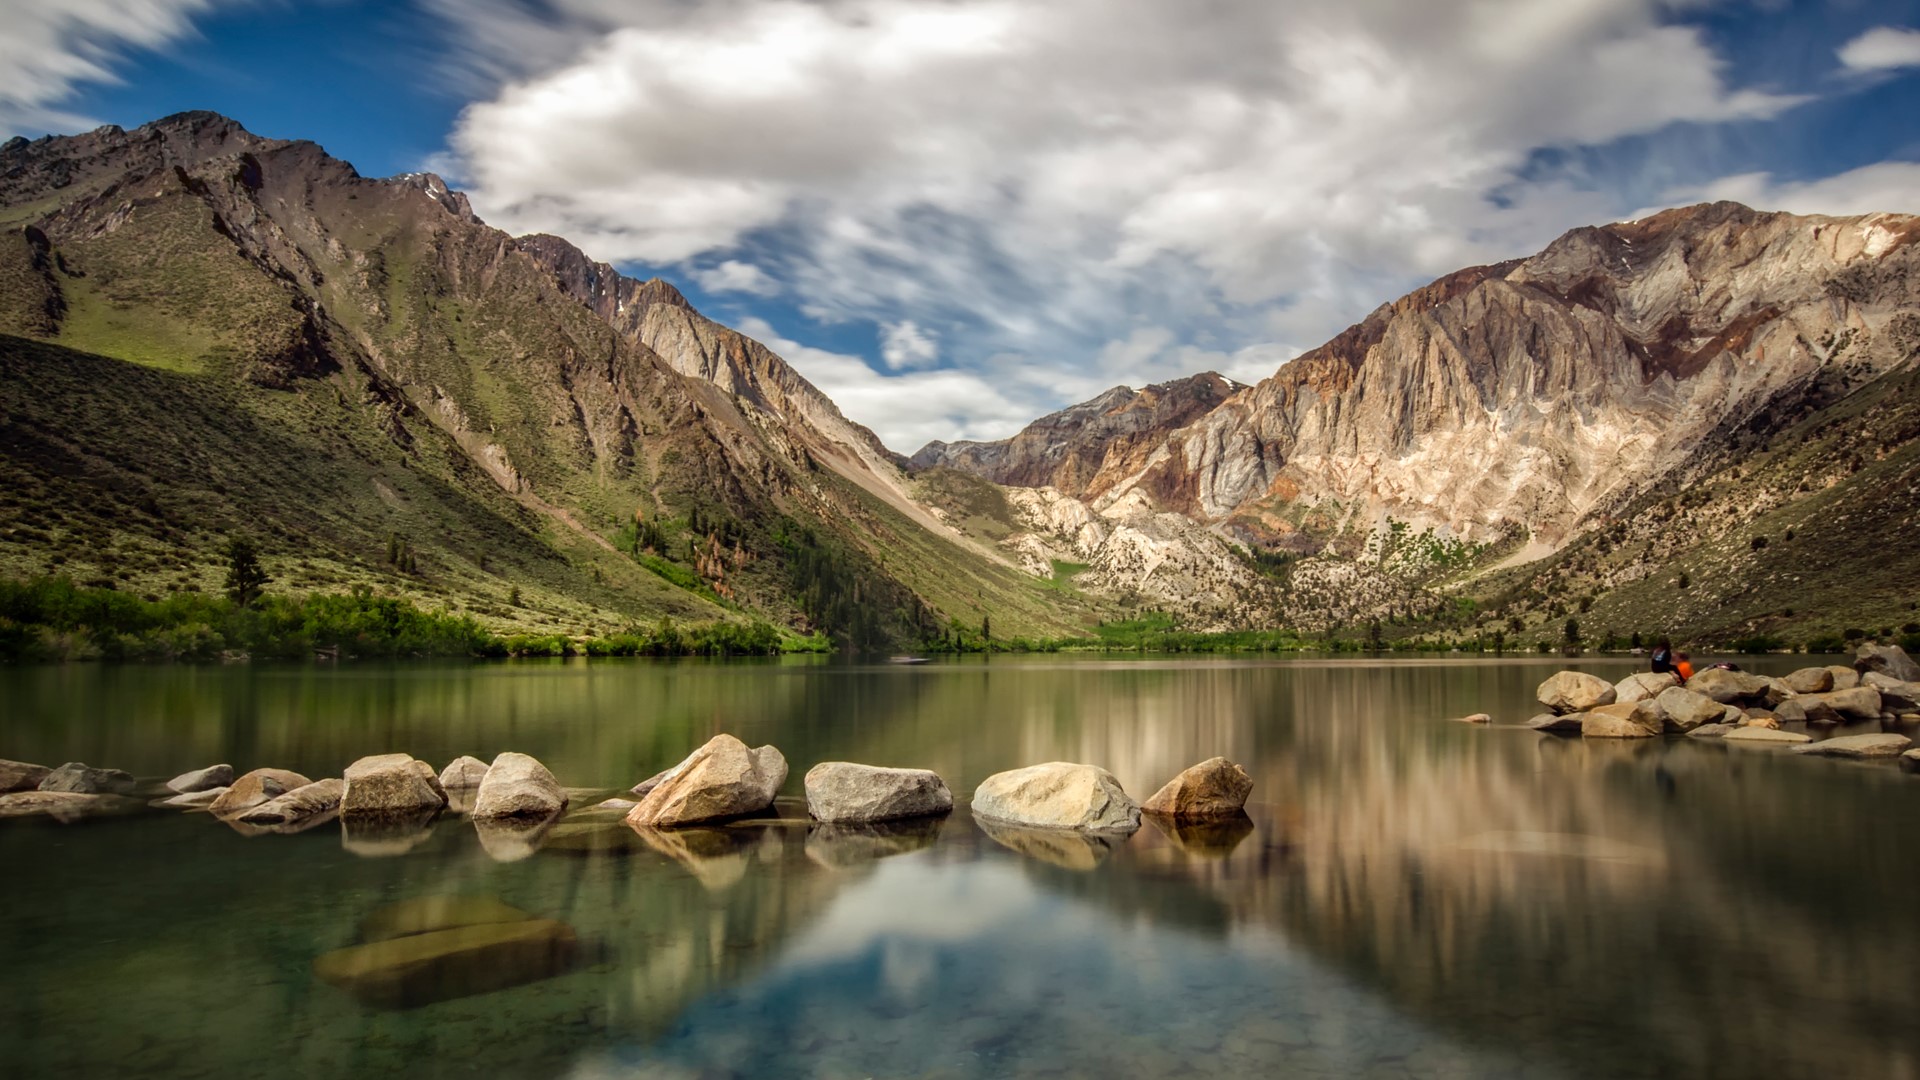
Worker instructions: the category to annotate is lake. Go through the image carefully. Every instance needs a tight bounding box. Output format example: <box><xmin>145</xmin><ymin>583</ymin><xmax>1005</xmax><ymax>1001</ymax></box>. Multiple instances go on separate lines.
<box><xmin>3</xmin><ymin>655</ymin><xmax>1918</xmax><ymax>1079</ymax></box>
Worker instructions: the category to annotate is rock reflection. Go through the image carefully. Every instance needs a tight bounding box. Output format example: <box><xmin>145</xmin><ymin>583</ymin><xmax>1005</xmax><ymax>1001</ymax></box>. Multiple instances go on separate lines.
<box><xmin>473</xmin><ymin>812</ymin><xmax>560</xmax><ymax>862</ymax></box>
<box><xmin>804</xmin><ymin>816</ymin><xmax>944</xmax><ymax>869</ymax></box>
<box><xmin>223</xmin><ymin>807</ymin><xmax>340</xmax><ymax>837</ymax></box>
<box><xmin>340</xmin><ymin>808</ymin><xmax>438</xmax><ymax>857</ymax></box>
<box><xmin>631</xmin><ymin>824</ymin><xmax>776</xmax><ymax>890</ymax></box>
<box><xmin>1142</xmin><ymin>811</ymin><xmax>1253</xmax><ymax>859</ymax></box>
<box><xmin>975</xmin><ymin>816</ymin><xmax>1128</xmax><ymax>870</ymax></box>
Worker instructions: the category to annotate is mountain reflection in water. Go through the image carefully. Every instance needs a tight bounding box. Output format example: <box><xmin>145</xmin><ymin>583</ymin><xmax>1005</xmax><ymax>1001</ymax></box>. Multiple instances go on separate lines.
<box><xmin>1</xmin><ymin>657</ymin><xmax>1917</xmax><ymax>1079</ymax></box>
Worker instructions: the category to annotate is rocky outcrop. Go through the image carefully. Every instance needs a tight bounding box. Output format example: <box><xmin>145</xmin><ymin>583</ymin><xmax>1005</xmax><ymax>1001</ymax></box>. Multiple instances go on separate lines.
<box><xmin>1538</xmin><ymin>672</ymin><xmax>1616</xmax><ymax>714</ymax></box>
<box><xmin>166</xmin><ymin>764</ymin><xmax>233</xmax><ymax>793</ymax></box>
<box><xmin>470</xmin><ymin>752</ymin><xmax>567</xmax><ymax>820</ymax></box>
<box><xmin>0</xmin><ymin>759</ymin><xmax>50</xmax><ymax>793</ymax></box>
<box><xmin>1862</xmin><ymin>673</ymin><xmax>1920</xmax><ymax>710</ymax></box>
<box><xmin>1655</xmin><ymin>687</ymin><xmax>1725</xmax><ymax>734</ymax></box>
<box><xmin>1855</xmin><ymin>644</ymin><xmax>1920</xmax><ymax>683</ymax></box>
<box><xmin>1782</xmin><ymin>668</ymin><xmax>1835</xmax><ymax>695</ymax></box>
<box><xmin>971</xmin><ymin>762</ymin><xmax>1140</xmax><ymax>831</ymax></box>
<box><xmin>1580</xmin><ymin>701</ymin><xmax>1663</xmax><ymax>738</ymax></box>
<box><xmin>1792</xmin><ymin>687</ymin><xmax>1884</xmax><ymax>724</ymax></box>
<box><xmin>626</xmin><ymin>735</ymin><xmax>787</xmax><ymax>828</ymax></box>
<box><xmin>803</xmin><ymin>762</ymin><xmax>952</xmax><ymax>824</ymax></box>
<box><xmin>207</xmin><ymin>768</ymin><xmax>312</xmax><ymax>816</ymax></box>
<box><xmin>1141</xmin><ymin>757</ymin><xmax>1254</xmax><ymax>819</ymax></box>
<box><xmin>1614</xmin><ymin>672</ymin><xmax>1679</xmax><ymax>704</ymax></box>
<box><xmin>37</xmin><ymin>762</ymin><xmax>136</xmax><ymax>795</ymax></box>
<box><xmin>1791</xmin><ymin>734</ymin><xmax>1912</xmax><ymax>758</ymax></box>
<box><xmin>236</xmin><ymin>778</ymin><xmax>344</xmax><ymax>825</ymax></box>
<box><xmin>341</xmin><ymin>754</ymin><xmax>448</xmax><ymax>818</ymax></box>
<box><xmin>1686</xmin><ymin>669</ymin><xmax>1776</xmax><ymax>705</ymax></box>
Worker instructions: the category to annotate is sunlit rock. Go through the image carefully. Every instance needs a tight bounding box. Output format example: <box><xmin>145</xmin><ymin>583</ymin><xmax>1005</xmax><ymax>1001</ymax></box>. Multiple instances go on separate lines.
<box><xmin>627</xmin><ymin>735</ymin><xmax>786</xmax><ymax>827</ymax></box>
<box><xmin>1686</xmin><ymin>669</ymin><xmax>1774</xmax><ymax>705</ymax></box>
<box><xmin>804</xmin><ymin>761</ymin><xmax>952</xmax><ymax>824</ymax></box>
<box><xmin>1862</xmin><ymin>673</ymin><xmax>1920</xmax><ymax>711</ymax></box>
<box><xmin>1782</xmin><ymin>667</ymin><xmax>1834</xmax><ymax>695</ymax></box>
<box><xmin>341</xmin><ymin>754</ymin><xmax>447</xmax><ymax>818</ymax></box>
<box><xmin>208</xmin><ymin>768</ymin><xmax>312</xmax><ymax>816</ymax></box>
<box><xmin>472</xmin><ymin>752</ymin><xmax>568</xmax><ymax>820</ymax></box>
<box><xmin>1655</xmin><ymin>687</ymin><xmax>1724</xmax><ymax>733</ymax></box>
<box><xmin>972</xmin><ymin>762</ymin><xmax>1140</xmax><ymax>831</ymax></box>
<box><xmin>1579</xmin><ymin>701</ymin><xmax>1661</xmax><ymax>738</ymax></box>
<box><xmin>1791</xmin><ymin>733</ymin><xmax>1912</xmax><ymax>758</ymax></box>
<box><xmin>235</xmin><ymin>778</ymin><xmax>343</xmax><ymax>826</ymax></box>
<box><xmin>1855</xmin><ymin>643</ymin><xmax>1920</xmax><ymax>683</ymax></box>
<box><xmin>0</xmin><ymin>759</ymin><xmax>51</xmax><ymax>793</ymax></box>
<box><xmin>1724</xmin><ymin>727</ymin><xmax>1811</xmax><ymax>745</ymax></box>
<box><xmin>1614</xmin><ymin>672</ymin><xmax>1678</xmax><ymax>704</ymax></box>
<box><xmin>1142</xmin><ymin>757</ymin><xmax>1253</xmax><ymax>819</ymax></box>
<box><xmin>1537</xmin><ymin>672</ymin><xmax>1615</xmax><ymax>714</ymax></box>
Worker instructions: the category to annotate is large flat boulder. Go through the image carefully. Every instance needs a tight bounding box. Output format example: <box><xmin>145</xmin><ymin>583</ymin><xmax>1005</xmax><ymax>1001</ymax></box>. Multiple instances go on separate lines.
<box><xmin>1141</xmin><ymin>757</ymin><xmax>1253</xmax><ymax>819</ymax></box>
<box><xmin>207</xmin><ymin>768</ymin><xmax>312</xmax><ymax>816</ymax></box>
<box><xmin>1782</xmin><ymin>667</ymin><xmax>1834</xmax><ymax>695</ymax></box>
<box><xmin>1537</xmin><ymin>671</ymin><xmax>1615</xmax><ymax>714</ymax></box>
<box><xmin>166</xmin><ymin>764</ymin><xmax>233</xmax><ymax>793</ymax></box>
<box><xmin>37</xmin><ymin>762</ymin><xmax>136</xmax><ymax>795</ymax></box>
<box><xmin>341</xmin><ymin>754</ymin><xmax>447</xmax><ymax>818</ymax></box>
<box><xmin>1525</xmin><ymin>713</ymin><xmax>1584</xmax><ymax>732</ymax></box>
<box><xmin>1855</xmin><ymin>643</ymin><xmax>1920</xmax><ymax>683</ymax></box>
<box><xmin>1791</xmin><ymin>733</ymin><xmax>1913</xmax><ymax>758</ymax></box>
<box><xmin>626</xmin><ymin>735</ymin><xmax>787</xmax><ymax>828</ymax></box>
<box><xmin>1</xmin><ymin>759</ymin><xmax>51</xmax><ymax>793</ymax></box>
<box><xmin>971</xmin><ymin>762</ymin><xmax>1140</xmax><ymax>831</ymax></box>
<box><xmin>1656</xmin><ymin>686</ymin><xmax>1726</xmax><ymax>734</ymax></box>
<box><xmin>1579</xmin><ymin>701</ymin><xmax>1662</xmax><ymax>738</ymax></box>
<box><xmin>1798</xmin><ymin>687</ymin><xmax>1884</xmax><ymax>723</ymax></box>
<box><xmin>1862</xmin><ymin>672</ymin><xmax>1920</xmax><ymax>711</ymax></box>
<box><xmin>0</xmin><ymin>790</ymin><xmax>144</xmax><ymax>821</ymax></box>
<box><xmin>804</xmin><ymin>762</ymin><xmax>952</xmax><ymax>824</ymax></box>
<box><xmin>236</xmin><ymin>778</ymin><xmax>345</xmax><ymax>825</ymax></box>
<box><xmin>1686</xmin><ymin>723</ymin><xmax>1737</xmax><ymax>739</ymax></box>
<box><xmin>1724</xmin><ymin>727</ymin><xmax>1812</xmax><ymax>745</ymax></box>
<box><xmin>1614</xmin><ymin>672</ymin><xmax>1678</xmax><ymax>704</ymax></box>
<box><xmin>1686</xmin><ymin>668</ymin><xmax>1775</xmax><ymax>705</ymax></box>
<box><xmin>471</xmin><ymin>752</ymin><xmax>568</xmax><ymax>820</ymax></box>
<box><xmin>312</xmin><ymin>918</ymin><xmax>577</xmax><ymax>1009</ymax></box>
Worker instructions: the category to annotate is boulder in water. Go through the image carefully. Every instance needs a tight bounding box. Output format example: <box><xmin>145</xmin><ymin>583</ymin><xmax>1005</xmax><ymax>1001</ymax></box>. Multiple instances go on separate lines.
<box><xmin>1537</xmin><ymin>671</ymin><xmax>1615</xmax><ymax>714</ymax></box>
<box><xmin>341</xmin><ymin>754</ymin><xmax>448</xmax><ymax>818</ymax></box>
<box><xmin>236</xmin><ymin>778</ymin><xmax>345</xmax><ymax>825</ymax></box>
<box><xmin>1855</xmin><ymin>643</ymin><xmax>1920</xmax><ymax>683</ymax></box>
<box><xmin>1686</xmin><ymin>723</ymin><xmax>1737</xmax><ymax>739</ymax></box>
<box><xmin>971</xmin><ymin>762</ymin><xmax>1140</xmax><ymax>831</ymax></box>
<box><xmin>1656</xmin><ymin>686</ymin><xmax>1725</xmax><ymax>733</ymax></box>
<box><xmin>1141</xmin><ymin>757</ymin><xmax>1253</xmax><ymax>819</ymax></box>
<box><xmin>312</xmin><ymin>918</ymin><xmax>577</xmax><ymax>1009</ymax></box>
<box><xmin>626</xmin><ymin>735</ymin><xmax>786</xmax><ymax>827</ymax></box>
<box><xmin>1686</xmin><ymin>668</ymin><xmax>1775</xmax><ymax>705</ymax></box>
<box><xmin>1614</xmin><ymin>672</ymin><xmax>1678</xmax><ymax>704</ymax></box>
<box><xmin>438</xmin><ymin>756</ymin><xmax>491</xmax><ymax>791</ymax></box>
<box><xmin>0</xmin><ymin>790</ymin><xmax>144</xmax><ymax>821</ymax></box>
<box><xmin>166</xmin><ymin>764</ymin><xmax>233</xmax><ymax>794</ymax></box>
<box><xmin>37</xmin><ymin>762</ymin><xmax>136</xmax><ymax>795</ymax></box>
<box><xmin>1525</xmin><ymin>713</ymin><xmax>1584</xmax><ymax>732</ymax></box>
<box><xmin>1791</xmin><ymin>733</ymin><xmax>1912</xmax><ymax>758</ymax></box>
<box><xmin>0</xmin><ymin>759</ymin><xmax>50</xmax><ymax>793</ymax></box>
<box><xmin>804</xmin><ymin>762</ymin><xmax>953</xmax><ymax>824</ymax></box>
<box><xmin>207</xmin><ymin>768</ymin><xmax>313</xmax><ymax>816</ymax></box>
<box><xmin>1579</xmin><ymin>701</ymin><xmax>1662</xmax><ymax>738</ymax></box>
<box><xmin>1782</xmin><ymin>667</ymin><xmax>1834</xmax><ymax>695</ymax></box>
<box><xmin>1862</xmin><ymin>672</ymin><xmax>1920</xmax><ymax>711</ymax></box>
<box><xmin>471</xmin><ymin>752</ymin><xmax>568</xmax><ymax>820</ymax></box>
<box><xmin>1724</xmin><ymin>727</ymin><xmax>1811</xmax><ymax>745</ymax></box>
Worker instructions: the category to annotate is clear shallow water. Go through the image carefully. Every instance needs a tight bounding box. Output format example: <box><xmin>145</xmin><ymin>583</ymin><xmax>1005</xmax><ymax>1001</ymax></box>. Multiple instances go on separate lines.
<box><xmin>3</xmin><ymin>655</ymin><xmax>1919</xmax><ymax>1079</ymax></box>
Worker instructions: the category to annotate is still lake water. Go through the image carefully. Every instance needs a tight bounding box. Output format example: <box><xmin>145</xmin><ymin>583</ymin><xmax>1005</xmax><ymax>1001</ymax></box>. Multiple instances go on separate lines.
<box><xmin>3</xmin><ymin>655</ymin><xmax>1918</xmax><ymax>1079</ymax></box>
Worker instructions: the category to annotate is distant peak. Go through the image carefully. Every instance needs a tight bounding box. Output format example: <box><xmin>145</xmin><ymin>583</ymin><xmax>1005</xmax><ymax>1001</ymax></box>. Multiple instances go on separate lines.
<box><xmin>140</xmin><ymin>110</ymin><xmax>248</xmax><ymax>136</ymax></box>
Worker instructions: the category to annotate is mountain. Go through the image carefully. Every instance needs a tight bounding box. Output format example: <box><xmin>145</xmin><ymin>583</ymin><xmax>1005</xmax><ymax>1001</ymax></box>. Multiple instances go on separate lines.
<box><xmin>0</xmin><ymin>112</ymin><xmax>1092</xmax><ymax>647</ymax></box>
<box><xmin>925</xmin><ymin>201</ymin><xmax>1920</xmax><ymax>642</ymax></box>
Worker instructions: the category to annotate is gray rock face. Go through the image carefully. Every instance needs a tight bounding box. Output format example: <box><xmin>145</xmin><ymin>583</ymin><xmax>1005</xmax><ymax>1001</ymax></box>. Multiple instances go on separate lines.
<box><xmin>1686</xmin><ymin>723</ymin><xmax>1737</xmax><ymax>739</ymax></box>
<box><xmin>1827</xmin><ymin>666</ymin><xmax>1863</xmax><ymax>691</ymax></box>
<box><xmin>1791</xmin><ymin>733</ymin><xmax>1913</xmax><ymax>758</ymax></box>
<box><xmin>1796</xmin><ymin>687</ymin><xmax>1884</xmax><ymax>723</ymax></box>
<box><xmin>1724</xmin><ymin>727</ymin><xmax>1812</xmax><ymax>745</ymax></box>
<box><xmin>236</xmin><ymin>778</ymin><xmax>345</xmax><ymax>825</ymax></box>
<box><xmin>1686</xmin><ymin>668</ymin><xmax>1775</xmax><ymax>705</ymax></box>
<box><xmin>341</xmin><ymin>754</ymin><xmax>448</xmax><ymax>818</ymax></box>
<box><xmin>1141</xmin><ymin>757</ymin><xmax>1254</xmax><ymax>818</ymax></box>
<box><xmin>166</xmin><ymin>764</ymin><xmax>233</xmax><ymax>793</ymax></box>
<box><xmin>804</xmin><ymin>762</ymin><xmax>953</xmax><ymax>824</ymax></box>
<box><xmin>471</xmin><ymin>752</ymin><xmax>568</xmax><ymax>820</ymax></box>
<box><xmin>1862</xmin><ymin>672</ymin><xmax>1920</xmax><ymax>710</ymax></box>
<box><xmin>207</xmin><ymin>768</ymin><xmax>313</xmax><ymax>816</ymax></box>
<box><xmin>1580</xmin><ymin>701</ymin><xmax>1663</xmax><ymax>738</ymax></box>
<box><xmin>1537</xmin><ymin>671</ymin><xmax>1616</xmax><ymax>714</ymax></box>
<box><xmin>1525</xmin><ymin>713</ymin><xmax>1584</xmax><ymax>732</ymax></box>
<box><xmin>1656</xmin><ymin>686</ymin><xmax>1726</xmax><ymax>733</ymax></box>
<box><xmin>1721</xmin><ymin>705</ymin><xmax>1750</xmax><ymax>725</ymax></box>
<box><xmin>1614</xmin><ymin>672</ymin><xmax>1678</xmax><ymax>704</ymax></box>
<box><xmin>971</xmin><ymin>762</ymin><xmax>1141</xmax><ymax>831</ymax></box>
<box><xmin>1855</xmin><ymin>643</ymin><xmax>1920</xmax><ymax>683</ymax></box>
<box><xmin>1782</xmin><ymin>667</ymin><xmax>1835</xmax><ymax>695</ymax></box>
<box><xmin>1</xmin><ymin>759</ymin><xmax>51</xmax><ymax>793</ymax></box>
<box><xmin>37</xmin><ymin>762</ymin><xmax>136</xmax><ymax>795</ymax></box>
<box><xmin>626</xmin><ymin>735</ymin><xmax>787</xmax><ymax>828</ymax></box>
<box><xmin>439</xmin><ymin>756</ymin><xmax>491</xmax><ymax>790</ymax></box>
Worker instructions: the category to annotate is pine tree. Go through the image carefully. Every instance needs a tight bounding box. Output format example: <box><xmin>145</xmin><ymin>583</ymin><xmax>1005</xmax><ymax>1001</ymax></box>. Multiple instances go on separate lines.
<box><xmin>223</xmin><ymin>536</ymin><xmax>270</xmax><ymax>607</ymax></box>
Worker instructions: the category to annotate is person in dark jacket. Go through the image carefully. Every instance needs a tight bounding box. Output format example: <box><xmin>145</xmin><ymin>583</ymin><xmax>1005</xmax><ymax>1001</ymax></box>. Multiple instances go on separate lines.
<box><xmin>1650</xmin><ymin>638</ymin><xmax>1675</xmax><ymax>675</ymax></box>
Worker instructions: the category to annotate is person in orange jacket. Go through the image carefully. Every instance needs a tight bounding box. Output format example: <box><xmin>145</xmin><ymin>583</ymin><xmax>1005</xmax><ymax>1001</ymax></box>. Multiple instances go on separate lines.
<box><xmin>1674</xmin><ymin>652</ymin><xmax>1695</xmax><ymax>682</ymax></box>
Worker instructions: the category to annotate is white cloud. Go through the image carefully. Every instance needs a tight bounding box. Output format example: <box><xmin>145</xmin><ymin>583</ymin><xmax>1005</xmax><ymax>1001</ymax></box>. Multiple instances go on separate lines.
<box><xmin>0</xmin><ymin>0</ymin><xmax>225</xmax><ymax>135</ymax></box>
<box><xmin>1647</xmin><ymin>161</ymin><xmax>1920</xmax><ymax>218</ymax></box>
<box><xmin>1837</xmin><ymin>26</ymin><xmax>1920</xmax><ymax>72</ymax></box>
<box><xmin>690</xmin><ymin>258</ymin><xmax>781</xmax><ymax>296</ymax></box>
<box><xmin>879</xmin><ymin>319</ymin><xmax>939</xmax><ymax>371</ymax></box>
<box><xmin>432</xmin><ymin>0</ymin><xmax>1814</xmax><ymax>440</ymax></box>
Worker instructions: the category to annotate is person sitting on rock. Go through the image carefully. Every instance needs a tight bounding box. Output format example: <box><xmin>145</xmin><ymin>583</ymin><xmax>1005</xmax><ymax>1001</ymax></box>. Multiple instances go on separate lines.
<box><xmin>1674</xmin><ymin>652</ymin><xmax>1696</xmax><ymax>682</ymax></box>
<box><xmin>1650</xmin><ymin>639</ymin><xmax>1676</xmax><ymax>674</ymax></box>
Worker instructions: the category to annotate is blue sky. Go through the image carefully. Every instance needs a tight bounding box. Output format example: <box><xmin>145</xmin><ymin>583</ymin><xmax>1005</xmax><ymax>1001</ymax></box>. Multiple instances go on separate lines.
<box><xmin>4</xmin><ymin>0</ymin><xmax>1918</xmax><ymax>451</ymax></box>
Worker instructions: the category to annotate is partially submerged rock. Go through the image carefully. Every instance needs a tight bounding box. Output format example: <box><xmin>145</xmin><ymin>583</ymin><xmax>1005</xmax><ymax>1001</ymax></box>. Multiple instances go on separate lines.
<box><xmin>804</xmin><ymin>761</ymin><xmax>952</xmax><ymax>824</ymax></box>
<box><xmin>37</xmin><ymin>762</ymin><xmax>136</xmax><ymax>795</ymax></box>
<box><xmin>1724</xmin><ymin>727</ymin><xmax>1812</xmax><ymax>745</ymax></box>
<box><xmin>1537</xmin><ymin>671</ymin><xmax>1615</xmax><ymax>714</ymax></box>
<box><xmin>1655</xmin><ymin>686</ymin><xmax>1724</xmax><ymax>734</ymax></box>
<box><xmin>313</xmin><ymin>918</ymin><xmax>577</xmax><ymax>1009</ymax></box>
<box><xmin>207</xmin><ymin>768</ymin><xmax>312</xmax><ymax>816</ymax></box>
<box><xmin>1791</xmin><ymin>733</ymin><xmax>1913</xmax><ymax>758</ymax></box>
<box><xmin>1795</xmin><ymin>687</ymin><xmax>1883</xmax><ymax>724</ymax></box>
<box><xmin>1525</xmin><ymin>713</ymin><xmax>1583</xmax><ymax>732</ymax></box>
<box><xmin>626</xmin><ymin>735</ymin><xmax>786</xmax><ymax>828</ymax></box>
<box><xmin>341</xmin><ymin>754</ymin><xmax>448</xmax><ymax>818</ymax></box>
<box><xmin>1686</xmin><ymin>723</ymin><xmax>1737</xmax><ymax>739</ymax></box>
<box><xmin>153</xmin><ymin>786</ymin><xmax>227</xmax><ymax>809</ymax></box>
<box><xmin>971</xmin><ymin>762</ymin><xmax>1140</xmax><ymax>831</ymax></box>
<box><xmin>359</xmin><ymin>896</ymin><xmax>534</xmax><ymax>942</ymax></box>
<box><xmin>166</xmin><ymin>764</ymin><xmax>233</xmax><ymax>794</ymax></box>
<box><xmin>1452</xmin><ymin>712</ymin><xmax>1493</xmax><ymax>724</ymax></box>
<box><xmin>0</xmin><ymin>790</ymin><xmax>144</xmax><ymax>821</ymax></box>
<box><xmin>1855</xmin><ymin>643</ymin><xmax>1920</xmax><ymax>683</ymax></box>
<box><xmin>1141</xmin><ymin>757</ymin><xmax>1253</xmax><ymax>819</ymax></box>
<box><xmin>236</xmin><ymin>778</ymin><xmax>345</xmax><ymax>826</ymax></box>
<box><xmin>1862</xmin><ymin>672</ymin><xmax>1920</xmax><ymax>711</ymax></box>
<box><xmin>471</xmin><ymin>752</ymin><xmax>568</xmax><ymax>820</ymax></box>
<box><xmin>1579</xmin><ymin>701</ymin><xmax>1662</xmax><ymax>738</ymax></box>
<box><xmin>1</xmin><ymin>759</ymin><xmax>52</xmax><ymax>793</ymax></box>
